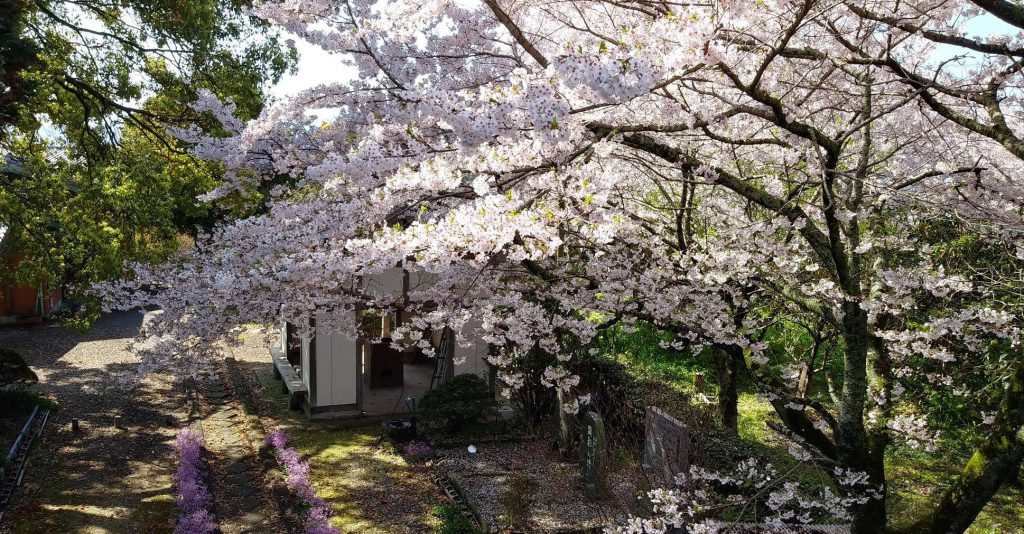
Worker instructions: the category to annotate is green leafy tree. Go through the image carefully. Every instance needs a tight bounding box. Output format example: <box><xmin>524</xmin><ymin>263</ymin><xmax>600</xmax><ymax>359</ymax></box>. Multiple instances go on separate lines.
<box><xmin>0</xmin><ymin>0</ymin><xmax>296</xmax><ymax>319</ymax></box>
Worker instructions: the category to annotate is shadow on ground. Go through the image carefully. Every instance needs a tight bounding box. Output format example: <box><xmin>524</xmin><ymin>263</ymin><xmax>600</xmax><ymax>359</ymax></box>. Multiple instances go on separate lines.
<box><xmin>0</xmin><ymin>312</ymin><xmax>182</xmax><ymax>534</ymax></box>
<box><xmin>230</xmin><ymin>354</ymin><xmax>443</xmax><ymax>534</ymax></box>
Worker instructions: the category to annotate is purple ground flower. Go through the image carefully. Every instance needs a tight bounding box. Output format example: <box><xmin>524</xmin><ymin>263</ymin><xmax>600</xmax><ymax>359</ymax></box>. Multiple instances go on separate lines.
<box><xmin>402</xmin><ymin>441</ymin><xmax>432</xmax><ymax>459</ymax></box>
<box><xmin>173</xmin><ymin>425</ymin><xmax>217</xmax><ymax>534</ymax></box>
<box><xmin>265</xmin><ymin>428</ymin><xmax>341</xmax><ymax>534</ymax></box>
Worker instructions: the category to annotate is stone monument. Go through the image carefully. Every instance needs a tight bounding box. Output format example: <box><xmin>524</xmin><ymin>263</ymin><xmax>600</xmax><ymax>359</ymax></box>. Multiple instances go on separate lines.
<box><xmin>642</xmin><ymin>406</ymin><xmax>690</xmax><ymax>487</ymax></box>
<box><xmin>579</xmin><ymin>410</ymin><xmax>607</xmax><ymax>498</ymax></box>
<box><xmin>555</xmin><ymin>389</ymin><xmax>577</xmax><ymax>458</ymax></box>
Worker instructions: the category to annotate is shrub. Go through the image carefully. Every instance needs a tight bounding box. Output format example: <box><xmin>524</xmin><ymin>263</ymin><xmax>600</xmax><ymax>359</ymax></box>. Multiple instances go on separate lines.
<box><xmin>431</xmin><ymin>504</ymin><xmax>484</xmax><ymax>534</ymax></box>
<box><xmin>499</xmin><ymin>346</ymin><xmax>558</xmax><ymax>431</ymax></box>
<box><xmin>419</xmin><ymin>374</ymin><xmax>496</xmax><ymax>433</ymax></box>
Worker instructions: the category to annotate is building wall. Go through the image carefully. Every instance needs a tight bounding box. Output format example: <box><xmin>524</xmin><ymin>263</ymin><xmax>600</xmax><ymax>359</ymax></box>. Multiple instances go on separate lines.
<box><xmin>453</xmin><ymin>317</ymin><xmax>490</xmax><ymax>380</ymax></box>
<box><xmin>0</xmin><ymin>283</ymin><xmax>61</xmax><ymax>320</ymax></box>
<box><xmin>300</xmin><ymin>330</ymin><xmax>311</xmax><ymax>392</ymax></box>
<box><xmin>313</xmin><ymin>313</ymin><xmax>358</xmax><ymax>407</ymax></box>
<box><xmin>364</xmin><ymin>267</ymin><xmax>405</xmax><ymax>300</ymax></box>
<box><xmin>0</xmin><ymin>252</ymin><xmax>62</xmax><ymax>320</ymax></box>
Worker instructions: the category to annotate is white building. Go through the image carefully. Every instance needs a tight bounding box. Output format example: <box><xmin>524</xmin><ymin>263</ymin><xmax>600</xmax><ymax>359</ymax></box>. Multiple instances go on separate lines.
<box><xmin>270</xmin><ymin>267</ymin><xmax>493</xmax><ymax>418</ymax></box>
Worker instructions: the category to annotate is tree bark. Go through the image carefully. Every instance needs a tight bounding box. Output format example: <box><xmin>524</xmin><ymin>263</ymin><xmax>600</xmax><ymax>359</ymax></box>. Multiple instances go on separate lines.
<box><xmin>839</xmin><ymin>303</ymin><xmax>887</xmax><ymax>534</ymax></box>
<box><xmin>915</xmin><ymin>358</ymin><xmax>1024</xmax><ymax>534</ymax></box>
<box><xmin>714</xmin><ymin>345</ymin><xmax>740</xmax><ymax>431</ymax></box>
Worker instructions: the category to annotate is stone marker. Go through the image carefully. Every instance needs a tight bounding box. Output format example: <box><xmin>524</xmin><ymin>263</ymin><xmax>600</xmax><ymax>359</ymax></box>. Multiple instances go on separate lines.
<box><xmin>642</xmin><ymin>406</ymin><xmax>690</xmax><ymax>487</ymax></box>
<box><xmin>555</xmin><ymin>389</ymin><xmax>576</xmax><ymax>458</ymax></box>
<box><xmin>579</xmin><ymin>410</ymin><xmax>607</xmax><ymax>498</ymax></box>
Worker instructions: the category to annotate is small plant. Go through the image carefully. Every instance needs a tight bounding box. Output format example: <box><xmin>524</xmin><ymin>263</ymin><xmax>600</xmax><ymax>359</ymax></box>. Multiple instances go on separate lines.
<box><xmin>402</xmin><ymin>440</ymin><xmax>433</xmax><ymax>462</ymax></box>
<box><xmin>499</xmin><ymin>474</ymin><xmax>538</xmax><ymax>531</ymax></box>
<box><xmin>173</xmin><ymin>425</ymin><xmax>216</xmax><ymax>534</ymax></box>
<box><xmin>265</xmin><ymin>429</ymin><xmax>341</xmax><ymax>534</ymax></box>
<box><xmin>0</xmin><ymin>389</ymin><xmax>56</xmax><ymax>411</ymax></box>
<box><xmin>419</xmin><ymin>374</ymin><xmax>496</xmax><ymax>433</ymax></box>
<box><xmin>431</xmin><ymin>504</ymin><xmax>484</xmax><ymax>534</ymax></box>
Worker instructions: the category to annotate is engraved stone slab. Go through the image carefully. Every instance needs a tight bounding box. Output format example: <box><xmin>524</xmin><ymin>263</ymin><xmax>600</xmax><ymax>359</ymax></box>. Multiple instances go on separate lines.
<box><xmin>580</xmin><ymin>411</ymin><xmax>607</xmax><ymax>498</ymax></box>
<box><xmin>642</xmin><ymin>406</ymin><xmax>690</xmax><ymax>487</ymax></box>
<box><xmin>556</xmin><ymin>389</ymin><xmax>576</xmax><ymax>458</ymax></box>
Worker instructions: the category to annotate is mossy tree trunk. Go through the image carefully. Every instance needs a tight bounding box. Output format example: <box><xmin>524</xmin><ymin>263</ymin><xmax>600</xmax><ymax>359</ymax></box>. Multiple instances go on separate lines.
<box><xmin>837</xmin><ymin>303</ymin><xmax>887</xmax><ymax>534</ymax></box>
<box><xmin>714</xmin><ymin>345</ymin><xmax>740</xmax><ymax>431</ymax></box>
<box><xmin>915</xmin><ymin>358</ymin><xmax>1024</xmax><ymax>534</ymax></box>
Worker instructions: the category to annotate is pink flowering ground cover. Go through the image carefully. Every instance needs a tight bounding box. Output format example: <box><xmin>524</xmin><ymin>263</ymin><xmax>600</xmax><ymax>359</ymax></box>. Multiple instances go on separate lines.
<box><xmin>173</xmin><ymin>424</ymin><xmax>217</xmax><ymax>534</ymax></box>
<box><xmin>265</xmin><ymin>428</ymin><xmax>341</xmax><ymax>534</ymax></box>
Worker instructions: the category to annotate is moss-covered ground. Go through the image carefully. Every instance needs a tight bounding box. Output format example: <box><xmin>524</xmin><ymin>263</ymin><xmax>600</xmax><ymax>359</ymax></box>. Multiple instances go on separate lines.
<box><xmin>253</xmin><ymin>366</ymin><xmax>442</xmax><ymax>533</ymax></box>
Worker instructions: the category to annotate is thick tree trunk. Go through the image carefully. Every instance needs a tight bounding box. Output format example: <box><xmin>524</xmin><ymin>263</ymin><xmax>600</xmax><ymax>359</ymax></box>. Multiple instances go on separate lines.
<box><xmin>714</xmin><ymin>345</ymin><xmax>740</xmax><ymax>431</ymax></box>
<box><xmin>915</xmin><ymin>358</ymin><xmax>1024</xmax><ymax>534</ymax></box>
<box><xmin>838</xmin><ymin>303</ymin><xmax>888</xmax><ymax>534</ymax></box>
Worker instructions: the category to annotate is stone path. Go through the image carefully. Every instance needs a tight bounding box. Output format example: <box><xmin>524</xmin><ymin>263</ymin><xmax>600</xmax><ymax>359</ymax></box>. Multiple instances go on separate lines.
<box><xmin>197</xmin><ymin>360</ymin><xmax>285</xmax><ymax>533</ymax></box>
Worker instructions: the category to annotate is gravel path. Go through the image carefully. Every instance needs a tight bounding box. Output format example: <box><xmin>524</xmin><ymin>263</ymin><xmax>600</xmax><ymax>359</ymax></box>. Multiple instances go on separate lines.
<box><xmin>0</xmin><ymin>312</ymin><xmax>184</xmax><ymax>534</ymax></box>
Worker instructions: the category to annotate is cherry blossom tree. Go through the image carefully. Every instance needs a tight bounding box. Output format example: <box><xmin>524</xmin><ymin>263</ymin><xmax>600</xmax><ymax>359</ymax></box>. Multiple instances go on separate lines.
<box><xmin>100</xmin><ymin>0</ymin><xmax>1024</xmax><ymax>532</ymax></box>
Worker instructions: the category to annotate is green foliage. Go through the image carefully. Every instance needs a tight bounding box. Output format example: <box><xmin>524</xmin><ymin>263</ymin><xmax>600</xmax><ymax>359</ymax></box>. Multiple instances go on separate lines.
<box><xmin>431</xmin><ymin>504</ymin><xmax>484</xmax><ymax>534</ymax></box>
<box><xmin>590</xmin><ymin>322</ymin><xmax>714</xmax><ymax>392</ymax></box>
<box><xmin>0</xmin><ymin>0</ymin><xmax>298</xmax><ymax>323</ymax></box>
<box><xmin>419</xmin><ymin>374</ymin><xmax>496</xmax><ymax>433</ymax></box>
<box><xmin>0</xmin><ymin>0</ymin><xmax>38</xmax><ymax>133</ymax></box>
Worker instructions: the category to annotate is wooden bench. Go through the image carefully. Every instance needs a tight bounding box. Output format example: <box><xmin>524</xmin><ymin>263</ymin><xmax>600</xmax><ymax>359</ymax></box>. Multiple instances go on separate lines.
<box><xmin>270</xmin><ymin>347</ymin><xmax>307</xmax><ymax>410</ymax></box>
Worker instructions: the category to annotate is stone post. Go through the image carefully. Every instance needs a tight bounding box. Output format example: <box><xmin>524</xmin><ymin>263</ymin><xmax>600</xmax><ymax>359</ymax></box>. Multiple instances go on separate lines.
<box><xmin>579</xmin><ymin>411</ymin><xmax>607</xmax><ymax>498</ymax></box>
<box><xmin>555</xmin><ymin>389</ymin><xmax>576</xmax><ymax>458</ymax></box>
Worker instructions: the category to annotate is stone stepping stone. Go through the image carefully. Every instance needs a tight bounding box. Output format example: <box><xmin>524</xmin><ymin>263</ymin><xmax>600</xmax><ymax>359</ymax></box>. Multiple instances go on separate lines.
<box><xmin>229</xmin><ymin>483</ymin><xmax>259</xmax><ymax>499</ymax></box>
<box><xmin>240</xmin><ymin>510</ymin><xmax>267</xmax><ymax>524</ymax></box>
<box><xmin>226</xmin><ymin>461</ymin><xmax>250</xmax><ymax>475</ymax></box>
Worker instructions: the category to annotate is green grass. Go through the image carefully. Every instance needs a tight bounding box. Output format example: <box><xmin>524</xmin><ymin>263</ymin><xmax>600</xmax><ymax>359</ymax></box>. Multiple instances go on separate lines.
<box><xmin>432</xmin><ymin>504</ymin><xmax>485</xmax><ymax>534</ymax></box>
<box><xmin>255</xmin><ymin>369</ymin><xmax>443</xmax><ymax>533</ymax></box>
<box><xmin>593</xmin><ymin>323</ymin><xmax>713</xmax><ymax>393</ymax></box>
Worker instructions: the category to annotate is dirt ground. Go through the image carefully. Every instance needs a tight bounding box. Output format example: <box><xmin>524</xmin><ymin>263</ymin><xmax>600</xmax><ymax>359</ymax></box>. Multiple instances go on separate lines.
<box><xmin>0</xmin><ymin>312</ymin><xmax>184</xmax><ymax>534</ymax></box>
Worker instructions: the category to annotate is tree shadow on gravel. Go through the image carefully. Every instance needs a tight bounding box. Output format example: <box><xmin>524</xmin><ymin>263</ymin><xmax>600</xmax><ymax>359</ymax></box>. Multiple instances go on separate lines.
<box><xmin>0</xmin><ymin>312</ymin><xmax>182</xmax><ymax>534</ymax></box>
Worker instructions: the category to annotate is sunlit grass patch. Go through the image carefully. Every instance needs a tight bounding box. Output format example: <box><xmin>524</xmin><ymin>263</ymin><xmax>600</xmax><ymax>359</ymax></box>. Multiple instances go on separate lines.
<box><xmin>255</xmin><ymin>368</ymin><xmax>442</xmax><ymax>533</ymax></box>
